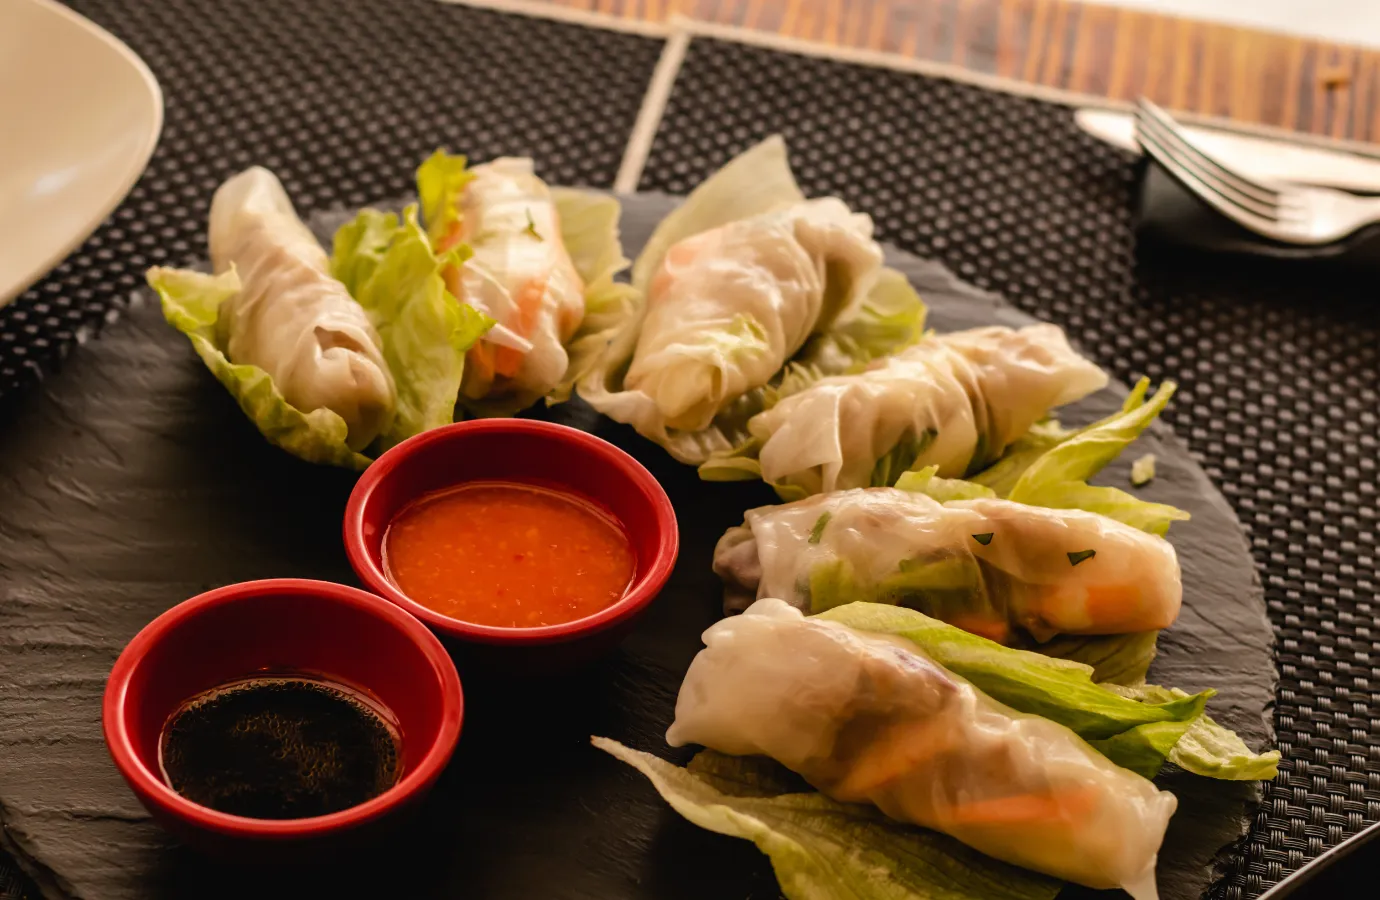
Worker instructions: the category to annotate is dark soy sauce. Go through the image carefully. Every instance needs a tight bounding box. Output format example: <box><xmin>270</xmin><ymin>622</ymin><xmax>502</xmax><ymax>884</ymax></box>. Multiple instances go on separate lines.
<box><xmin>158</xmin><ymin>675</ymin><xmax>402</xmax><ymax>820</ymax></box>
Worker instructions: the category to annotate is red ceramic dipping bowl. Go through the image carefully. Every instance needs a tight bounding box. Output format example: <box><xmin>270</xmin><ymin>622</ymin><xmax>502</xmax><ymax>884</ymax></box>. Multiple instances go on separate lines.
<box><xmin>344</xmin><ymin>420</ymin><xmax>679</xmax><ymax>668</ymax></box>
<box><xmin>102</xmin><ymin>579</ymin><xmax>463</xmax><ymax>859</ymax></box>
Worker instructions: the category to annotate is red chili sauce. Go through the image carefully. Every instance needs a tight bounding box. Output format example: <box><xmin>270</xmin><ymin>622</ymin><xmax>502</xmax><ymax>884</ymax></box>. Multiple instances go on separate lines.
<box><xmin>383</xmin><ymin>481</ymin><xmax>635</xmax><ymax>628</ymax></box>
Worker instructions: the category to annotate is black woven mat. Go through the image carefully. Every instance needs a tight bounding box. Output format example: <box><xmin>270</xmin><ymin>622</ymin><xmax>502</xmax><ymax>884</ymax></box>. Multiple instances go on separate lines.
<box><xmin>634</xmin><ymin>36</ymin><xmax>1379</xmax><ymax>900</ymax></box>
<box><xmin>2</xmin><ymin>2</ymin><xmax>1377</xmax><ymax>898</ymax></box>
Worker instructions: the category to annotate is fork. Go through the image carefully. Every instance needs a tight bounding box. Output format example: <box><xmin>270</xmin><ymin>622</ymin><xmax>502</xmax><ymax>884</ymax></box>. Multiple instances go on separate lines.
<box><xmin>1134</xmin><ymin>98</ymin><xmax>1380</xmax><ymax>245</ymax></box>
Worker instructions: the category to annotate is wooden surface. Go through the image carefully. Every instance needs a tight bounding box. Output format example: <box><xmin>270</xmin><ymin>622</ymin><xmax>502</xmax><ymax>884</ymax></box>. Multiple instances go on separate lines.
<box><xmin>542</xmin><ymin>0</ymin><xmax>1380</xmax><ymax>144</ymax></box>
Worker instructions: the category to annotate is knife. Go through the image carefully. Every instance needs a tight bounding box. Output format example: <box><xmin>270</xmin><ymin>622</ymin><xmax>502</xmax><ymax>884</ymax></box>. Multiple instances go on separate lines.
<box><xmin>1075</xmin><ymin>108</ymin><xmax>1380</xmax><ymax>194</ymax></box>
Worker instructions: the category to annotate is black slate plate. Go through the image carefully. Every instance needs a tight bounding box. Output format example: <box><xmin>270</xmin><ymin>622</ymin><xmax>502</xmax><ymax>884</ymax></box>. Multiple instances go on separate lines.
<box><xmin>0</xmin><ymin>193</ymin><xmax>1273</xmax><ymax>900</ymax></box>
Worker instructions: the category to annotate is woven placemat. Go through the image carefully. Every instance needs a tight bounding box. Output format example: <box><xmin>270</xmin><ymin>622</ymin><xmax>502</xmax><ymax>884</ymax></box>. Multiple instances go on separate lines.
<box><xmin>634</xmin><ymin>35</ymin><xmax>1378</xmax><ymax>900</ymax></box>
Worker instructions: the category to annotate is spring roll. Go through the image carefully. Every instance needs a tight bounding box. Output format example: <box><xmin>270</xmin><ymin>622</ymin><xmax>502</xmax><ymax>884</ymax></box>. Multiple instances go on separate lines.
<box><xmin>737</xmin><ymin>324</ymin><xmax>1108</xmax><ymax>496</ymax></box>
<box><xmin>714</xmin><ymin>487</ymin><xmax>1182</xmax><ymax>643</ymax></box>
<box><xmin>207</xmin><ymin>167</ymin><xmax>395</xmax><ymax>451</ymax></box>
<box><xmin>668</xmin><ymin>598</ymin><xmax>1175</xmax><ymax>899</ymax></box>
<box><xmin>430</xmin><ymin>158</ymin><xmax>586</xmax><ymax>407</ymax></box>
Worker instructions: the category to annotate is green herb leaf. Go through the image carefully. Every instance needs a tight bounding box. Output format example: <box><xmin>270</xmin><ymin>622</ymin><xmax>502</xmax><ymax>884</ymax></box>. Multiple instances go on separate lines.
<box><xmin>1067</xmin><ymin>549</ymin><xmax>1096</xmax><ymax>566</ymax></box>
<box><xmin>971</xmin><ymin>532</ymin><xmax>994</xmax><ymax>546</ymax></box>
<box><xmin>808</xmin><ymin>512</ymin><xmax>832</xmax><ymax>544</ymax></box>
<box><xmin>524</xmin><ymin>208</ymin><xmax>542</xmax><ymax>241</ymax></box>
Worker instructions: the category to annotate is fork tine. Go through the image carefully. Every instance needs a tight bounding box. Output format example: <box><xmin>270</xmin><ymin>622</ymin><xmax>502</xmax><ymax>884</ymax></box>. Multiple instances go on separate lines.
<box><xmin>1136</xmin><ymin>111</ymin><xmax>1281</xmax><ymax>220</ymax></box>
<box><xmin>1137</xmin><ymin>99</ymin><xmax>1280</xmax><ymax>205</ymax></box>
<box><xmin>1136</xmin><ymin>99</ymin><xmax>1281</xmax><ymax>205</ymax></box>
<box><xmin>1136</xmin><ymin>125</ymin><xmax>1281</xmax><ymax>233</ymax></box>
<box><xmin>1135</xmin><ymin>109</ymin><xmax>1279</xmax><ymax>215</ymax></box>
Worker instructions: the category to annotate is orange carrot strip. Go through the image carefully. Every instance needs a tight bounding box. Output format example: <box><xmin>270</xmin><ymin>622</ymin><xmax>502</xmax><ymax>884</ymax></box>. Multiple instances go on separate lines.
<box><xmin>944</xmin><ymin>613</ymin><xmax>1013</xmax><ymax>645</ymax></box>
<box><xmin>493</xmin><ymin>275</ymin><xmax>549</xmax><ymax>377</ymax></box>
<box><xmin>832</xmin><ymin>721</ymin><xmax>956</xmax><ymax>797</ymax></box>
<box><xmin>947</xmin><ymin>787</ymin><xmax>1098</xmax><ymax>826</ymax></box>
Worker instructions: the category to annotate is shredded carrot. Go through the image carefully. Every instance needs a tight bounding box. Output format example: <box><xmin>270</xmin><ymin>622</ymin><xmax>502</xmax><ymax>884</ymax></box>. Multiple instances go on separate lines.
<box><xmin>947</xmin><ymin>787</ymin><xmax>1098</xmax><ymax>826</ymax></box>
<box><xmin>435</xmin><ymin>220</ymin><xmax>466</xmax><ymax>254</ymax></box>
<box><xmin>832</xmin><ymin>721</ymin><xmax>956</xmax><ymax>797</ymax></box>
<box><xmin>666</xmin><ymin>240</ymin><xmax>702</xmax><ymax>268</ymax></box>
<box><xmin>1081</xmin><ymin>583</ymin><xmax>1145</xmax><ymax>628</ymax></box>
<box><xmin>492</xmin><ymin>274</ymin><xmax>549</xmax><ymax>377</ymax></box>
<box><xmin>1043</xmin><ymin>582</ymin><xmax>1164</xmax><ymax>633</ymax></box>
<box><xmin>650</xmin><ymin>268</ymin><xmax>674</xmax><ymax>299</ymax></box>
<box><xmin>441</xmin><ymin>262</ymin><xmax>464</xmax><ymax>299</ymax></box>
<box><xmin>944</xmin><ymin>613</ymin><xmax>1012</xmax><ymax>645</ymax></box>
<box><xmin>467</xmin><ymin>341</ymin><xmax>496</xmax><ymax>388</ymax></box>
<box><xmin>650</xmin><ymin>233</ymin><xmax>711</xmax><ymax>299</ymax></box>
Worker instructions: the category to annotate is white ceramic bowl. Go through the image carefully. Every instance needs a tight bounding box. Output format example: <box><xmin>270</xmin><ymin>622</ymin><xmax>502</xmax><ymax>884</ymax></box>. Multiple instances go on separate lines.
<box><xmin>0</xmin><ymin>0</ymin><xmax>162</xmax><ymax>307</ymax></box>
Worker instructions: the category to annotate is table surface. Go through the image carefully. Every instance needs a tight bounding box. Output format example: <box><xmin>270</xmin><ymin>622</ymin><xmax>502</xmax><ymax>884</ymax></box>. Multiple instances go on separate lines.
<box><xmin>523</xmin><ymin>0</ymin><xmax>1380</xmax><ymax>145</ymax></box>
<box><xmin>2</xmin><ymin>1</ymin><xmax>1377</xmax><ymax>898</ymax></box>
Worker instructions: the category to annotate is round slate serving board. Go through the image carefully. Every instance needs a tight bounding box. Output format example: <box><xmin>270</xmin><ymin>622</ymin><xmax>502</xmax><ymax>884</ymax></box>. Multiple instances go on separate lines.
<box><xmin>0</xmin><ymin>193</ymin><xmax>1274</xmax><ymax>900</ymax></box>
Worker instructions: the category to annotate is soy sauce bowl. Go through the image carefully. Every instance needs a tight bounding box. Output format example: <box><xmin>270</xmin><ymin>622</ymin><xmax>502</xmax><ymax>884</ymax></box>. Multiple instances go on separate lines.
<box><xmin>102</xmin><ymin>579</ymin><xmax>463</xmax><ymax>859</ymax></box>
<box><xmin>344</xmin><ymin>420</ymin><xmax>679</xmax><ymax>669</ymax></box>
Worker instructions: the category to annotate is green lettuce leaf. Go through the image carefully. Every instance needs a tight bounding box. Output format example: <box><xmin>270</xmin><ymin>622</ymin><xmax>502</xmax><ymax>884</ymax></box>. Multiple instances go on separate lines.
<box><xmin>965</xmin><ymin>418</ymin><xmax>1072</xmax><ymax>498</ymax></box>
<box><xmin>552</xmin><ymin>187</ymin><xmax>627</xmax><ymax>288</ymax></box>
<box><xmin>696</xmin><ymin>436</ymin><xmax>768</xmax><ymax>483</ymax></box>
<box><xmin>556</xmin><ymin>277</ymin><xmax>640</xmax><ymax>403</ymax></box>
<box><xmin>148</xmin><ymin>267</ymin><xmax>372</xmax><ymax>470</ymax></box>
<box><xmin>1106</xmin><ymin>684</ymin><xmax>1281</xmax><ymax>780</ymax></box>
<box><xmin>332</xmin><ymin>205</ymin><xmax>492</xmax><ymax>450</ymax></box>
<box><xmin>416</xmin><ymin>149</ymin><xmax>475</xmax><ymax>247</ymax></box>
<box><xmin>1085</xmin><ymin>720</ymin><xmax>1201</xmax><ymax>780</ymax></box>
<box><xmin>630</xmin><ymin>135</ymin><xmax>806</xmax><ymax>292</ymax></box>
<box><xmin>330</xmin><ymin>204</ymin><xmax>397</xmax><ymax>294</ymax></box>
<box><xmin>816</xmin><ymin>602</ymin><xmax>1208</xmax><ymax>776</ymax></box>
<box><xmin>547</xmin><ymin>187</ymin><xmax>637</xmax><ymax>404</ymax></box>
<box><xmin>1001</xmin><ymin>380</ymin><xmax>1190</xmax><ymax>535</ymax></box>
<box><xmin>896</xmin><ymin>465</ymin><xmax>998</xmax><ymax>502</ymax></box>
<box><xmin>803</xmin><ymin>549</ymin><xmax>1009</xmax><ymax>644</ymax></box>
<box><xmin>971</xmin><ymin>379</ymin><xmax>1158</xmax><ymax>498</ymax></box>
<box><xmin>808</xmin><ymin>557</ymin><xmax>859</xmax><ymax>614</ymax></box>
<box><xmin>868</xmin><ymin>428</ymin><xmax>938</xmax><ymax>489</ymax></box>
<box><xmin>800</xmin><ymin>268</ymin><xmax>928</xmax><ymax>376</ymax></box>
<box><xmin>1032</xmin><ymin>631</ymin><xmax>1160</xmax><ymax>686</ymax></box>
<box><xmin>593</xmin><ymin>738</ymin><xmax>1061</xmax><ymax>900</ymax></box>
